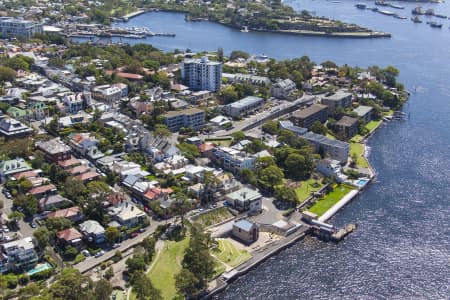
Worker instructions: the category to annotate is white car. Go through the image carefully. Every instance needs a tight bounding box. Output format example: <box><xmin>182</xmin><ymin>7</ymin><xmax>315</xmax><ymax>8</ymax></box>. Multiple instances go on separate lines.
<box><xmin>94</xmin><ymin>250</ymin><xmax>105</xmax><ymax>258</ymax></box>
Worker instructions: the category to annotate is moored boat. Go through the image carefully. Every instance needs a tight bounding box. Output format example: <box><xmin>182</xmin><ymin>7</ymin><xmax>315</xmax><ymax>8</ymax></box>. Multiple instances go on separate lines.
<box><xmin>412</xmin><ymin>6</ymin><xmax>424</xmax><ymax>15</ymax></box>
<box><xmin>355</xmin><ymin>3</ymin><xmax>367</xmax><ymax>9</ymax></box>
<box><xmin>411</xmin><ymin>16</ymin><xmax>422</xmax><ymax>23</ymax></box>
<box><xmin>427</xmin><ymin>21</ymin><xmax>442</xmax><ymax>28</ymax></box>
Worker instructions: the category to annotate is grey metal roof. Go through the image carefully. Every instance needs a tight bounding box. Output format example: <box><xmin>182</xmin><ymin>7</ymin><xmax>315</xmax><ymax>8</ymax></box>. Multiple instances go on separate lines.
<box><xmin>234</xmin><ymin>219</ymin><xmax>255</xmax><ymax>232</ymax></box>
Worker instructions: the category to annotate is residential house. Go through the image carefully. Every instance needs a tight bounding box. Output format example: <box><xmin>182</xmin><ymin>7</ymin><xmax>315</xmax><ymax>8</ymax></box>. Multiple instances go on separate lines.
<box><xmin>47</xmin><ymin>206</ymin><xmax>84</xmax><ymax>223</ymax></box>
<box><xmin>279</xmin><ymin>120</ymin><xmax>349</xmax><ymax>164</ymax></box>
<box><xmin>39</xmin><ymin>194</ymin><xmax>71</xmax><ymax>211</ymax></box>
<box><xmin>271</xmin><ymin>79</ymin><xmax>296</xmax><ymax>99</ymax></box>
<box><xmin>184</xmin><ymin>90</ymin><xmax>212</xmax><ymax>105</ymax></box>
<box><xmin>353</xmin><ymin>105</ymin><xmax>373</xmax><ymax>123</ymax></box>
<box><xmin>0</xmin><ymin>118</ymin><xmax>33</xmax><ymax>139</ymax></box>
<box><xmin>212</xmin><ymin>146</ymin><xmax>256</xmax><ymax>173</ymax></box>
<box><xmin>36</xmin><ymin>138</ymin><xmax>72</xmax><ymax>162</ymax></box>
<box><xmin>56</xmin><ymin>228</ymin><xmax>83</xmax><ymax>250</ymax></box>
<box><xmin>321</xmin><ymin>91</ymin><xmax>353</xmax><ymax>114</ymax></box>
<box><xmin>225</xmin><ymin>187</ymin><xmax>262</xmax><ymax>213</ymax></box>
<box><xmin>92</xmin><ymin>85</ymin><xmax>122</xmax><ymax>105</ymax></box>
<box><xmin>69</xmin><ymin>133</ymin><xmax>104</xmax><ymax>160</ymax></box>
<box><xmin>316</xmin><ymin>159</ymin><xmax>348</xmax><ymax>183</ymax></box>
<box><xmin>0</xmin><ymin>158</ymin><xmax>32</xmax><ymax>182</ymax></box>
<box><xmin>224</xmin><ymin>96</ymin><xmax>264</xmax><ymax>118</ymax></box>
<box><xmin>143</xmin><ymin>187</ymin><xmax>173</xmax><ymax>203</ymax></box>
<box><xmin>63</xmin><ymin>92</ymin><xmax>91</xmax><ymax>114</ymax></box>
<box><xmin>28</xmin><ymin>184</ymin><xmax>57</xmax><ymax>199</ymax></box>
<box><xmin>0</xmin><ymin>237</ymin><xmax>38</xmax><ymax>274</ymax></box>
<box><xmin>334</xmin><ymin>116</ymin><xmax>359</xmax><ymax>138</ymax></box>
<box><xmin>233</xmin><ymin>74</ymin><xmax>271</xmax><ymax>86</ymax></box>
<box><xmin>181</xmin><ymin>57</ymin><xmax>222</xmax><ymax>92</ymax></box>
<box><xmin>164</xmin><ymin>108</ymin><xmax>205</xmax><ymax>132</ymax></box>
<box><xmin>290</xmin><ymin>104</ymin><xmax>328</xmax><ymax>129</ymax></box>
<box><xmin>232</xmin><ymin>220</ymin><xmax>259</xmax><ymax>243</ymax></box>
<box><xmin>79</xmin><ymin>220</ymin><xmax>105</xmax><ymax>244</ymax></box>
<box><xmin>109</xmin><ymin>202</ymin><xmax>146</xmax><ymax>229</ymax></box>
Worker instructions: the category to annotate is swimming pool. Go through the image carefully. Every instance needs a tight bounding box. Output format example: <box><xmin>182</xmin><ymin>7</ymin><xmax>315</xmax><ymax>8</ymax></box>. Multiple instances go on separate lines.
<box><xmin>357</xmin><ymin>179</ymin><xmax>369</xmax><ymax>186</ymax></box>
<box><xmin>27</xmin><ymin>263</ymin><xmax>52</xmax><ymax>276</ymax></box>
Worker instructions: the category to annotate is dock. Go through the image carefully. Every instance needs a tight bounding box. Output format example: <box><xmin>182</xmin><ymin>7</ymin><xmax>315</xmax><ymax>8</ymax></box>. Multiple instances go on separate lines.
<box><xmin>331</xmin><ymin>223</ymin><xmax>357</xmax><ymax>242</ymax></box>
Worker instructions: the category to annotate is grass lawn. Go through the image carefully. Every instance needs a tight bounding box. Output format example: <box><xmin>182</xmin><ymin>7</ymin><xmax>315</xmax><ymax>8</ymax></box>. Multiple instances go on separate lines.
<box><xmin>213</xmin><ymin>239</ymin><xmax>251</xmax><ymax>268</ymax></box>
<box><xmin>307</xmin><ymin>185</ymin><xmax>355</xmax><ymax>216</ymax></box>
<box><xmin>350</xmin><ymin>143</ymin><xmax>369</xmax><ymax>168</ymax></box>
<box><xmin>350</xmin><ymin>134</ymin><xmax>364</xmax><ymax>143</ymax></box>
<box><xmin>383</xmin><ymin>109</ymin><xmax>394</xmax><ymax>116</ymax></box>
<box><xmin>193</xmin><ymin>207</ymin><xmax>233</xmax><ymax>227</ymax></box>
<box><xmin>294</xmin><ymin>179</ymin><xmax>324</xmax><ymax>203</ymax></box>
<box><xmin>206</xmin><ymin>139</ymin><xmax>232</xmax><ymax>146</ymax></box>
<box><xmin>365</xmin><ymin>120</ymin><xmax>382</xmax><ymax>133</ymax></box>
<box><xmin>147</xmin><ymin>238</ymin><xmax>190</xmax><ymax>300</ymax></box>
<box><xmin>112</xmin><ymin>290</ymin><xmax>126</xmax><ymax>300</ymax></box>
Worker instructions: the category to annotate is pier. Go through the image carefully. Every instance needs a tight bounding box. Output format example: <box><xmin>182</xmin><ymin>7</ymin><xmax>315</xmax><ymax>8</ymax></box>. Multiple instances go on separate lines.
<box><xmin>64</xmin><ymin>24</ymin><xmax>175</xmax><ymax>40</ymax></box>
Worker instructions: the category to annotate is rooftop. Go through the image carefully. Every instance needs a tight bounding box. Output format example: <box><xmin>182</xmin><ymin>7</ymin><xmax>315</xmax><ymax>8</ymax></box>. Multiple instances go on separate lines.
<box><xmin>47</xmin><ymin>206</ymin><xmax>81</xmax><ymax>219</ymax></box>
<box><xmin>164</xmin><ymin>108</ymin><xmax>204</xmax><ymax>118</ymax></box>
<box><xmin>234</xmin><ymin>219</ymin><xmax>256</xmax><ymax>232</ymax></box>
<box><xmin>79</xmin><ymin>220</ymin><xmax>105</xmax><ymax>234</ymax></box>
<box><xmin>353</xmin><ymin>105</ymin><xmax>374</xmax><ymax>117</ymax></box>
<box><xmin>226</xmin><ymin>187</ymin><xmax>261</xmax><ymax>203</ymax></box>
<box><xmin>57</xmin><ymin>228</ymin><xmax>83</xmax><ymax>242</ymax></box>
<box><xmin>292</xmin><ymin>104</ymin><xmax>327</xmax><ymax>119</ymax></box>
<box><xmin>322</xmin><ymin>91</ymin><xmax>352</xmax><ymax>101</ymax></box>
<box><xmin>228</xmin><ymin>96</ymin><xmax>263</xmax><ymax>109</ymax></box>
<box><xmin>335</xmin><ymin>116</ymin><xmax>359</xmax><ymax>127</ymax></box>
<box><xmin>36</xmin><ymin>138</ymin><xmax>71</xmax><ymax>155</ymax></box>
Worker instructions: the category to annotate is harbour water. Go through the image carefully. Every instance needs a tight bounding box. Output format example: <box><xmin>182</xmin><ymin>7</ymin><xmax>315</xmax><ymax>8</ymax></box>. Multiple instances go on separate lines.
<box><xmin>107</xmin><ymin>1</ymin><xmax>450</xmax><ymax>298</ymax></box>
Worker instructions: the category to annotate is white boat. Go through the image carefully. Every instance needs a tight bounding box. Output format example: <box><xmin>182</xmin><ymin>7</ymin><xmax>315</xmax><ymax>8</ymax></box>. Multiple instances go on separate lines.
<box><xmin>240</xmin><ymin>26</ymin><xmax>249</xmax><ymax>32</ymax></box>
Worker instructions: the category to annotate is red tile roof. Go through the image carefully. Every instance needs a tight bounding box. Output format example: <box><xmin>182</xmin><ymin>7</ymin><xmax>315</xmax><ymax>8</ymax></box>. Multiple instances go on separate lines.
<box><xmin>28</xmin><ymin>184</ymin><xmax>56</xmax><ymax>195</ymax></box>
<box><xmin>107</xmin><ymin>192</ymin><xmax>126</xmax><ymax>206</ymax></box>
<box><xmin>143</xmin><ymin>187</ymin><xmax>173</xmax><ymax>201</ymax></box>
<box><xmin>47</xmin><ymin>206</ymin><xmax>81</xmax><ymax>219</ymax></box>
<box><xmin>12</xmin><ymin>170</ymin><xmax>38</xmax><ymax>180</ymax></box>
<box><xmin>76</xmin><ymin>172</ymin><xmax>99</xmax><ymax>182</ymax></box>
<box><xmin>69</xmin><ymin>165</ymin><xmax>89</xmax><ymax>175</ymax></box>
<box><xmin>57</xmin><ymin>227</ymin><xmax>83</xmax><ymax>242</ymax></box>
<box><xmin>105</xmin><ymin>70</ymin><xmax>143</xmax><ymax>80</ymax></box>
<box><xmin>58</xmin><ymin>157</ymin><xmax>81</xmax><ymax>168</ymax></box>
<box><xmin>198</xmin><ymin>143</ymin><xmax>215</xmax><ymax>153</ymax></box>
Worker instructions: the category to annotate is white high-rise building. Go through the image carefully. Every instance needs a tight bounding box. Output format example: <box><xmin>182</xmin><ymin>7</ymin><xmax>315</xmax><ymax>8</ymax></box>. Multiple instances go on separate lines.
<box><xmin>0</xmin><ymin>17</ymin><xmax>43</xmax><ymax>39</ymax></box>
<box><xmin>181</xmin><ymin>56</ymin><xmax>222</xmax><ymax>92</ymax></box>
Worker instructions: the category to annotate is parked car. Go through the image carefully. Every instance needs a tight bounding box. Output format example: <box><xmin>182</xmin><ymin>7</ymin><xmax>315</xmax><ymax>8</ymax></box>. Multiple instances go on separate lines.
<box><xmin>30</xmin><ymin>222</ymin><xmax>37</xmax><ymax>228</ymax></box>
<box><xmin>112</xmin><ymin>243</ymin><xmax>121</xmax><ymax>249</ymax></box>
<box><xmin>130</xmin><ymin>232</ymin><xmax>138</xmax><ymax>238</ymax></box>
<box><xmin>81</xmin><ymin>250</ymin><xmax>91</xmax><ymax>257</ymax></box>
<box><xmin>94</xmin><ymin>250</ymin><xmax>105</xmax><ymax>258</ymax></box>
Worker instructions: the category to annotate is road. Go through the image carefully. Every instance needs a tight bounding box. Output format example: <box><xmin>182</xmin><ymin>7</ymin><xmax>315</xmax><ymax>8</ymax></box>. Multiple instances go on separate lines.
<box><xmin>0</xmin><ymin>187</ymin><xmax>35</xmax><ymax>239</ymax></box>
<box><xmin>74</xmin><ymin>217</ymin><xmax>172</xmax><ymax>274</ymax></box>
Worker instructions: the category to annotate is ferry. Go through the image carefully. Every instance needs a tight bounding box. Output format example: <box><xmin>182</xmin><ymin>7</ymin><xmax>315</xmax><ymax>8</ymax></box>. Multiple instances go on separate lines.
<box><xmin>355</xmin><ymin>3</ymin><xmax>367</xmax><ymax>9</ymax></box>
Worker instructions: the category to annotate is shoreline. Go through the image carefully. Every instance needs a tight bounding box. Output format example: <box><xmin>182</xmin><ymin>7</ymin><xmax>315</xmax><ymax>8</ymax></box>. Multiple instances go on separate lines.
<box><xmin>121</xmin><ymin>10</ymin><xmax>391</xmax><ymax>39</ymax></box>
<box><xmin>203</xmin><ymin>110</ymin><xmax>403</xmax><ymax>298</ymax></box>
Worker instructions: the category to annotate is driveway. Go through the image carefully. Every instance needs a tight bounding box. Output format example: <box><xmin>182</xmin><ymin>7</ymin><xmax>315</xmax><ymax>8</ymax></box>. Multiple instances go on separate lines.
<box><xmin>0</xmin><ymin>187</ymin><xmax>35</xmax><ymax>239</ymax></box>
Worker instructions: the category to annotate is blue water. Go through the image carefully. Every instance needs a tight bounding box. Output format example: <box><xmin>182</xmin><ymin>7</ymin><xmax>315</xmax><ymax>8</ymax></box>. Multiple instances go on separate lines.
<box><xmin>98</xmin><ymin>1</ymin><xmax>450</xmax><ymax>298</ymax></box>
<box><xmin>357</xmin><ymin>179</ymin><xmax>368</xmax><ymax>185</ymax></box>
<box><xmin>27</xmin><ymin>263</ymin><xmax>51</xmax><ymax>275</ymax></box>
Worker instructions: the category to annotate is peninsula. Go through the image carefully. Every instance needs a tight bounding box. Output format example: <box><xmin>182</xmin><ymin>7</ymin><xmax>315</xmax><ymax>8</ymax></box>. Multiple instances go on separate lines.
<box><xmin>142</xmin><ymin>0</ymin><xmax>391</xmax><ymax>38</ymax></box>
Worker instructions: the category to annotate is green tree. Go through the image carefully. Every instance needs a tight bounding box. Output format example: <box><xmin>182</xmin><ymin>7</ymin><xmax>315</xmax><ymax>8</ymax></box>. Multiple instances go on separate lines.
<box><xmin>218</xmin><ymin>86</ymin><xmax>239</xmax><ymax>104</ymax></box>
<box><xmin>33</xmin><ymin>226</ymin><xmax>51</xmax><ymax>248</ymax></box>
<box><xmin>50</xmin><ymin>268</ymin><xmax>94</xmax><ymax>300</ymax></box>
<box><xmin>258</xmin><ymin>165</ymin><xmax>284</xmax><ymax>191</ymax></box>
<box><xmin>94</xmin><ymin>278</ymin><xmax>112</xmax><ymax>300</ymax></box>
<box><xmin>0</xmin><ymin>66</ymin><xmax>16</xmax><ymax>82</ymax></box>
<box><xmin>239</xmin><ymin>169</ymin><xmax>257</xmax><ymax>186</ymax></box>
<box><xmin>105</xmin><ymin>227</ymin><xmax>120</xmax><ymax>245</ymax></box>
<box><xmin>130</xmin><ymin>271</ymin><xmax>162</xmax><ymax>300</ymax></box>
<box><xmin>310</xmin><ymin>120</ymin><xmax>327</xmax><ymax>135</ymax></box>
<box><xmin>175</xmin><ymin>268</ymin><xmax>200</xmax><ymax>298</ymax></box>
<box><xmin>262</xmin><ymin>120</ymin><xmax>279</xmax><ymax>135</ymax></box>
<box><xmin>231</xmin><ymin>131</ymin><xmax>245</xmax><ymax>142</ymax></box>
